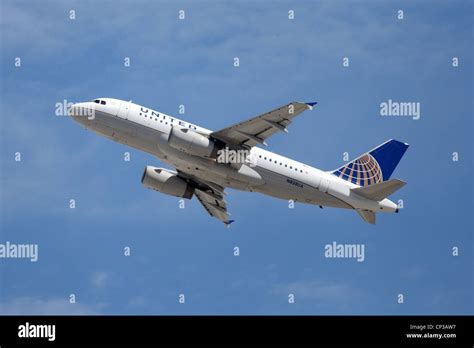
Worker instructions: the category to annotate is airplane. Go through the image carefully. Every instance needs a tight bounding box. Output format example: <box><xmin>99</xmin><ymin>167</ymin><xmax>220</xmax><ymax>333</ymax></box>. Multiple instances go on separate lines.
<box><xmin>69</xmin><ymin>98</ymin><xmax>409</xmax><ymax>225</ymax></box>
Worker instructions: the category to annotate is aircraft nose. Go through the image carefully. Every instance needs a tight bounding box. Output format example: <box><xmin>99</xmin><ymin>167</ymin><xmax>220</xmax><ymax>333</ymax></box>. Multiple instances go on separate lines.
<box><xmin>68</xmin><ymin>102</ymin><xmax>95</xmax><ymax>122</ymax></box>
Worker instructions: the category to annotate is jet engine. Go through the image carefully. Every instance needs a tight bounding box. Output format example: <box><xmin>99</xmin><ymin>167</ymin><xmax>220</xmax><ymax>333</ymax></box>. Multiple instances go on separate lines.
<box><xmin>141</xmin><ymin>166</ymin><xmax>194</xmax><ymax>199</ymax></box>
<box><xmin>168</xmin><ymin>126</ymin><xmax>218</xmax><ymax>158</ymax></box>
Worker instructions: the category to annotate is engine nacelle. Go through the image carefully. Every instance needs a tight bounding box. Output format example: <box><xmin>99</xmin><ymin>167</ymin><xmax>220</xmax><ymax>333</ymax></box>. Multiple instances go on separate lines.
<box><xmin>141</xmin><ymin>166</ymin><xmax>194</xmax><ymax>199</ymax></box>
<box><xmin>168</xmin><ymin>126</ymin><xmax>218</xmax><ymax>158</ymax></box>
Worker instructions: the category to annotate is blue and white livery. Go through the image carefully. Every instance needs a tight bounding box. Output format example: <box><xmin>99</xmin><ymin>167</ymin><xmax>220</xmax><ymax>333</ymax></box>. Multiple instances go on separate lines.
<box><xmin>69</xmin><ymin>98</ymin><xmax>409</xmax><ymax>225</ymax></box>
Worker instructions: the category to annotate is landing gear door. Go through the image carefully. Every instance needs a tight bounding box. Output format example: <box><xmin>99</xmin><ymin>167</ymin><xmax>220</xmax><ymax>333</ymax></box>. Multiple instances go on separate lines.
<box><xmin>118</xmin><ymin>101</ymin><xmax>131</xmax><ymax>120</ymax></box>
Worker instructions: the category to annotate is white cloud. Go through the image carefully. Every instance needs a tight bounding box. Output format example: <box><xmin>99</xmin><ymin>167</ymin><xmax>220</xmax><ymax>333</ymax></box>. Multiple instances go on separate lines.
<box><xmin>127</xmin><ymin>296</ymin><xmax>145</xmax><ymax>308</ymax></box>
<box><xmin>0</xmin><ymin>297</ymin><xmax>99</xmax><ymax>315</ymax></box>
<box><xmin>91</xmin><ymin>271</ymin><xmax>108</xmax><ymax>289</ymax></box>
<box><xmin>401</xmin><ymin>265</ymin><xmax>425</xmax><ymax>278</ymax></box>
<box><xmin>273</xmin><ymin>279</ymin><xmax>352</xmax><ymax>303</ymax></box>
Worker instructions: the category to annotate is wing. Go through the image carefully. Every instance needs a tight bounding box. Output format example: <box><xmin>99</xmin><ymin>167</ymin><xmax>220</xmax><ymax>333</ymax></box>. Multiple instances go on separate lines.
<box><xmin>177</xmin><ymin>171</ymin><xmax>233</xmax><ymax>225</ymax></box>
<box><xmin>195</xmin><ymin>189</ymin><xmax>232</xmax><ymax>225</ymax></box>
<box><xmin>211</xmin><ymin>101</ymin><xmax>317</xmax><ymax>148</ymax></box>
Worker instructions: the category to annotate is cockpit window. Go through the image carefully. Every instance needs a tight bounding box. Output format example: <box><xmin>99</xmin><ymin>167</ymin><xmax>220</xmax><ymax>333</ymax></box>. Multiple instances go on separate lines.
<box><xmin>100</xmin><ymin>100</ymin><xmax>106</xmax><ymax>105</ymax></box>
<box><xmin>93</xmin><ymin>99</ymin><xmax>100</xmax><ymax>104</ymax></box>
<box><xmin>92</xmin><ymin>99</ymin><xmax>106</xmax><ymax>105</ymax></box>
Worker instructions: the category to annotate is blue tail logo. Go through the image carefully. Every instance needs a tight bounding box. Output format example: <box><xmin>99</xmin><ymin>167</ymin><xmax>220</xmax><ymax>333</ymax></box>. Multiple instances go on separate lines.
<box><xmin>332</xmin><ymin>139</ymin><xmax>409</xmax><ymax>187</ymax></box>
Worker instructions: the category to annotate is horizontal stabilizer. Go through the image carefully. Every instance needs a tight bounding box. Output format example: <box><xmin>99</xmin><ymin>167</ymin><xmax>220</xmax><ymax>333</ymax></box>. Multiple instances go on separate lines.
<box><xmin>356</xmin><ymin>210</ymin><xmax>376</xmax><ymax>224</ymax></box>
<box><xmin>352</xmin><ymin>179</ymin><xmax>406</xmax><ymax>201</ymax></box>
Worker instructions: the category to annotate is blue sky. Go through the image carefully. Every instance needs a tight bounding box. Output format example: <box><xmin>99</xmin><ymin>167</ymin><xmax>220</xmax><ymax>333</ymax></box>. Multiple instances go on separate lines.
<box><xmin>0</xmin><ymin>0</ymin><xmax>472</xmax><ymax>315</ymax></box>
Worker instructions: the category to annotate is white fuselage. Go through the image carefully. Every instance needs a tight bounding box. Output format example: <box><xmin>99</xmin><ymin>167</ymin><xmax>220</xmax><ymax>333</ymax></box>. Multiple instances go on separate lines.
<box><xmin>70</xmin><ymin>98</ymin><xmax>398</xmax><ymax>213</ymax></box>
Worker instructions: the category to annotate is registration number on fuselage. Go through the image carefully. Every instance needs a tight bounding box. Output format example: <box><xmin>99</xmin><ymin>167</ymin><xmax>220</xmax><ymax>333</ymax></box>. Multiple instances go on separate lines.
<box><xmin>286</xmin><ymin>178</ymin><xmax>303</xmax><ymax>188</ymax></box>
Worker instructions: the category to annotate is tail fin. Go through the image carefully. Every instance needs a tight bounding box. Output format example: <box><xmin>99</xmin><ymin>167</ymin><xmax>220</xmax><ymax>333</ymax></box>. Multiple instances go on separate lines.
<box><xmin>332</xmin><ymin>139</ymin><xmax>409</xmax><ymax>187</ymax></box>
